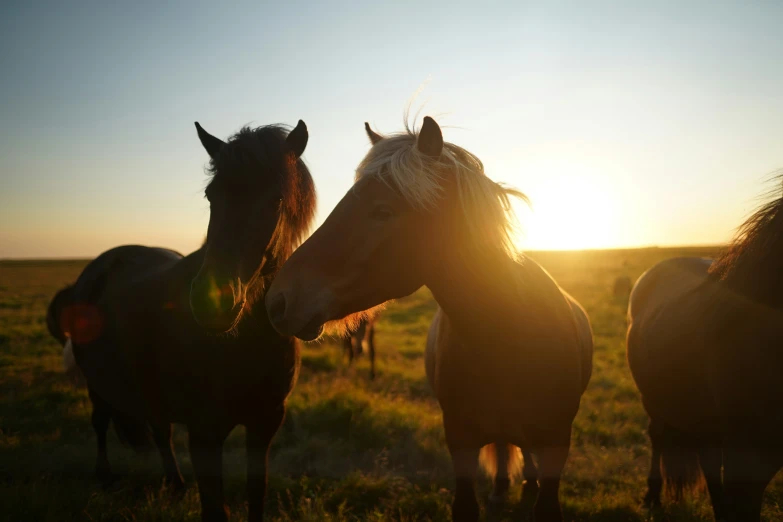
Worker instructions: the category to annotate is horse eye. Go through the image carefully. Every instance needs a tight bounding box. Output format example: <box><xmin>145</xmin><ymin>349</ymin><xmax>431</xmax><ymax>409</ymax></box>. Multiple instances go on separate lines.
<box><xmin>370</xmin><ymin>204</ymin><xmax>395</xmax><ymax>222</ymax></box>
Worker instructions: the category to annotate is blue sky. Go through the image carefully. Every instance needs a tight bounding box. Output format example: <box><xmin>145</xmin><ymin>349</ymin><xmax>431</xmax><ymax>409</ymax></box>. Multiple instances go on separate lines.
<box><xmin>1</xmin><ymin>1</ymin><xmax>782</xmax><ymax>257</ymax></box>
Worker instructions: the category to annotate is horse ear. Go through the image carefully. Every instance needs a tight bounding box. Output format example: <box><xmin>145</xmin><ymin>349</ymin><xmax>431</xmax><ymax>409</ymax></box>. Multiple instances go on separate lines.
<box><xmin>364</xmin><ymin>122</ymin><xmax>382</xmax><ymax>145</ymax></box>
<box><xmin>195</xmin><ymin>122</ymin><xmax>225</xmax><ymax>159</ymax></box>
<box><xmin>286</xmin><ymin>120</ymin><xmax>308</xmax><ymax>158</ymax></box>
<box><xmin>417</xmin><ymin>116</ymin><xmax>443</xmax><ymax>159</ymax></box>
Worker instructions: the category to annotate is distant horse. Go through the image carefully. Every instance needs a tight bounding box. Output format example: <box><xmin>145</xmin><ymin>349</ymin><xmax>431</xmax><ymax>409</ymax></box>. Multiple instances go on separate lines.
<box><xmin>264</xmin><ymin>117</ymin><xmax>593</xmax><ymax>522</ymax></box>
<box><xmin>62</xmin><ymin>120</ymin><xmax>315</xmax><ymax>522</ymax></box>
<box><xmin>627</xmin><ymin>176</ymin><xmax>783</xmax><ymax>522</ymax></box>
<box><xmin>342</xmin><ymin>315</ymin><xmax>377</xmax><ymax>379</ymax></box>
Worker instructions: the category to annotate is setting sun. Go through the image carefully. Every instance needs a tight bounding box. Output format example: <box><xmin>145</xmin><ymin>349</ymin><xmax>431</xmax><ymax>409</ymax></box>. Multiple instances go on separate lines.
<box><xmin>515</xmin><ymin>174</ymin><xmax>618</xmax><ymax>251</ymax></box>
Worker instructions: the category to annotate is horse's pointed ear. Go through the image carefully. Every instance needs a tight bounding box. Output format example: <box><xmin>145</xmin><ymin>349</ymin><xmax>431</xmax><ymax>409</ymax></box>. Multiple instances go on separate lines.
<box><xmin>286</xmin><ymin>120</ymin><xmax>308</xmax><ymax>158</ymax></box>
<box><xmin>417</xmin><ymin>116</ymin><xmax>443</xmax><ymax>159</ymax></box>
<box><xmin>365</xmin><ymin>122</ymin><xmax>382</xmax><ymax>145</ymax></box>
<box><xmin>195</xmin><ymin>122</ymin><xmax>225</xmax><ymax>159</ymax></box>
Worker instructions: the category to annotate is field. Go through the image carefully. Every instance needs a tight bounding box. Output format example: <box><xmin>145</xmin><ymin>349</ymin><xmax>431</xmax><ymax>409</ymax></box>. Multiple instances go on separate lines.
<box><xmin>1</xmin><ymin>247</ymin><xmax>782</xmax><ymax>521</ymax></box>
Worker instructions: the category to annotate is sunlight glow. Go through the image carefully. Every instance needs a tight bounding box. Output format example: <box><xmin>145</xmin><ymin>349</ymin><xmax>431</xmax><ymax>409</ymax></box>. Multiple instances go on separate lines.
<box><xmin>514</xmin><ymin>173</ymin><xmax>618</xmax><ymax>251</ymax></box>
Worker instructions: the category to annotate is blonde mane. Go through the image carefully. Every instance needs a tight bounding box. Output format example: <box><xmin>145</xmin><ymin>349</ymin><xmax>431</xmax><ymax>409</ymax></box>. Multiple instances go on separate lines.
<box><xmin>355</xmin><ymin>121</ymin><xmax>529</xmax><ymax>262</ymax></box>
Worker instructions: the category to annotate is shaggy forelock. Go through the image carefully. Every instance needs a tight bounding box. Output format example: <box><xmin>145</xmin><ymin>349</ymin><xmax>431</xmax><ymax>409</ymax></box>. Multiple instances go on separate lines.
<box><xmin>355</xmin><ymin>121</ymin><xmax>529</xmax><ymax>261</ymax></box>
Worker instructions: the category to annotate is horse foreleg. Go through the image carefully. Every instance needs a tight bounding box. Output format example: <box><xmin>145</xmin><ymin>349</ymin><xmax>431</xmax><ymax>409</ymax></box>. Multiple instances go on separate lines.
<box><xmin>643</xmin><ymin>418</ymin><xmax>663</xmax><ymax>508</ymax></box>
<box><xmin>698</xmin><ymin>445</ymin><xmax>725</xmax><ymax>521</ymax></box>
<box><xmin>151</xmin><ymin>422</ymin><xmax>184</xmax><ymax>493</ymax></box>
<box><xmin>246</xmin><ymin>407</ymin><xmax>285</xmax><ymax>522</ymax></box>
<box><xmin>444</xmin><ymin>418</ymin><xmax>480</xmax><ymax>522</ymax></box>
<box><xmin>532</xmin><ymin>428</ymin><xmax>571</xmax><ymax>522</ymax></box>
<box><xmin>89</xmin><ymin>389</ymin><xmax>113</xmax><ymax>485</ymax></box>
<box><xmin>189</xmin><ymin>429</ymin><xmax>229</xmax><ymax>522</ymax></box>
<box><xmin>343</xmin><ymin>337</ymin><xmax>354</xmax><ymax>365</ymax></box>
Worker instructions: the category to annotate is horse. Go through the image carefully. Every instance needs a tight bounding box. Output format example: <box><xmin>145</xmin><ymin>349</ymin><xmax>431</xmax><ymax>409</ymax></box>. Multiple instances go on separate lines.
<box><xmin>342</xmin><ymin>315</ymin><xmax>377</xmax><ymax>379</ymax></box>
<box><xmin>627</xmin><ymin>176</ymin><xmax>783</xmax><ymax>522</ymax></box>
<box><xmin>59</xmin><ymin>120</ymin><xmax>316</xmax><ymax>522</ymax></box>
<box><xmin>263</xmin><ymin>116</ymin><xmax>593</xmax><ymax>522</ymax></box>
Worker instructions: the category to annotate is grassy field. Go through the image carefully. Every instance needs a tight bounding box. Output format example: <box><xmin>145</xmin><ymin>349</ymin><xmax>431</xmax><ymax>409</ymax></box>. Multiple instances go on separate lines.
<box><xmin>1</xmin><ymin>247</ymin><xmax>782</xmax><ymax>521</ymax></box>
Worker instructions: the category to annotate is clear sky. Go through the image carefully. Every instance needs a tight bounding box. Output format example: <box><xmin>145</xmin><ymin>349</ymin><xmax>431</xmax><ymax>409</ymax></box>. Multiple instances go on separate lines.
<box><xmin>1</xmin><ymin>1</ymin><xmax>782</xmax><ymax>258</ymax></box>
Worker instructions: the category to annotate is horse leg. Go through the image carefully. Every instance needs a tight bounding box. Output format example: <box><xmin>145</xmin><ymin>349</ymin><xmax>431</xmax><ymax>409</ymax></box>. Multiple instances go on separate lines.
<box><xmin>522</xmin><ymin>449</ymin><xmax>539</xmax><ymax>484</ymax></box>
<box><xmin>151</xmin><ymin>422</ymin><xmax>184</xmax><ymax>493</ymax></box>
<box><xmin>697</xmin><ymin>445</ymin><xmax>725</xmax><ymax>521</ymax></box>
<box><xmin>444</xmin><ymin>419</ymin><xmax>480</xmax><ymax>522</ymax></box>
<box><xmin>246</xmin><ymin>406</ymin><xmax>286</xmax><ymax>522</ymax></box>
<box><xmin>532</xmin><ymin>428</ymin><xmax>571</xmax><ymax>522</ymax></box>
<box><xmin>366</xmin><ymin>322</ymin><xmax>376</xmax><ymax>380</ymax></box>
<box><xmin>723</xmin><ymin>446</ymin><xmax>780</xmax><ymax>522</ymax></box>
<box><xmin>343</xmin><ymin>336</ymin><xmax>354</xmax><ymax>365</ymax></box>
<box><xmin>643</xmin><ymin>418</ymin><xmax>663</xmax><ymax>508</ymax></box>
<box><xmin>189</xmin><ymin>428</ymin><xmax>229</xmax><ymax>522</ymax></box>
<box><xmin>89</xmin><ymin>389</ymin><xmax>113</xmax><ymax>485</ymax></box>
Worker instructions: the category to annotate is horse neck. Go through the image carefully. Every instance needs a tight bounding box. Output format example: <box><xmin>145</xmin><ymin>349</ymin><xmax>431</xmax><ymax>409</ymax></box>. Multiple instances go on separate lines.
<box><xmin>425</xmin><ymin>245</ymin><xmax>554</xmax><ymax>342</ymax></box>
<box><xmin>719</xmin><ymin>240</ymin><xmax>783</xmax><ymax>310</ymax></box>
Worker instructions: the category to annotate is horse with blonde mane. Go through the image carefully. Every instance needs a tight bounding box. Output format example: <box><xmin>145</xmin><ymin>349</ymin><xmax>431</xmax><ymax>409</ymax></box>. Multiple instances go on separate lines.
<box><xmin>627</xmin><ymin>175</ymin><xmax>783</xmax><ymax>522</ymax></box>
<box><xmin>264</xmin><ymin>116</ymin><xmax>593</xmax><ymax>521</ymax></box>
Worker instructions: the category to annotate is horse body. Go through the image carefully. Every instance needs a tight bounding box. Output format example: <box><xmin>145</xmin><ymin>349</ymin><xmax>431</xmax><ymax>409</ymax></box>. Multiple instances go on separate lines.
<box><xmin>627</xmin><ymin>257</ymin><xmax>722</xmax><ymax>435</ymax></box>
<box><xmin>56</xmin><ymin>121</ymin><xmax>315</xmax><ymax>522</ymax></box>
<box><xmin>628</xmin><ymin>192</ymin><xmax>783</xmax><ymax>521</ymax></box>
<box><xmin>265</xmin><ymin>116</ymin><xmax>593</xmax><ymax>521</ymax></box>
<box><xmin>426</xmin><ymin>260</ymin><xmax>591</xmax><ymax>443</ymax></box>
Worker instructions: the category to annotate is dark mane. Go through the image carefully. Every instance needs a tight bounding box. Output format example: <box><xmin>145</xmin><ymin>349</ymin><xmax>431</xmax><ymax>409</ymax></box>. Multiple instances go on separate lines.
<box><xmin>207</xmin><ymin>124</ymin><xmax>316</xmax><ymax>266</ymax></box>
<box><xmin>709</xmin><ymin>172</ymin><xmax>783</xmax><ymax>305</ymax></box>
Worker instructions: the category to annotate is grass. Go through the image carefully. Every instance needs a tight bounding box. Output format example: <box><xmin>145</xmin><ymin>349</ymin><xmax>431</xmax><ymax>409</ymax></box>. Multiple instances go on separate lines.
<box><xmin>1</xmin><ymin>248</ymin><xmax>782</xmax><ymax>521</ymax></box>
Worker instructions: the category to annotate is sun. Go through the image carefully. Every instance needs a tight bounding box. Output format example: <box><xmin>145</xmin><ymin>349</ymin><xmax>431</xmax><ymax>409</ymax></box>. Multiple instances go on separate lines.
<box><xmin>513</xmin><ymin>174</ymin><xmax>618</xmax><ymax>251</ymax></box>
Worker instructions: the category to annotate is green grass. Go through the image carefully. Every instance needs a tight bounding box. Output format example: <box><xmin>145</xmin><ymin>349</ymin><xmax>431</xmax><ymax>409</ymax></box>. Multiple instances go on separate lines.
<box><xmin>1</xmin><ymin>248</ymin><xmax>782</xmax><ymax>521</ymax></box>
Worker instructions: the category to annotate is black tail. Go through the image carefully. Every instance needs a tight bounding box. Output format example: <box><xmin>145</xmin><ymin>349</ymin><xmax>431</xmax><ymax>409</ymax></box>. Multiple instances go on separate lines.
<box><xmin>655</xmin><ymin>421</ymin><xmax>705</xmax><ymax>500</ymax></box>
<box><xmin>111</xmin><ymin>411</ymin><xmax>154</xmax><ymax>452</ymax></box>
<box><xmin>46</xmin><ymin>285</ymin><xmax>74</xmax><ymax>345</ymax></box>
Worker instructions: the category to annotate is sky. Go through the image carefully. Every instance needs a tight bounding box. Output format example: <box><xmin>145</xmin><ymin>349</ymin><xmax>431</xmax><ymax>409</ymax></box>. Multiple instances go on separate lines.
<box><xmin>1</xmin><ymin>1</ymin><xmax>782</xmax><ymax>258</ymax></box>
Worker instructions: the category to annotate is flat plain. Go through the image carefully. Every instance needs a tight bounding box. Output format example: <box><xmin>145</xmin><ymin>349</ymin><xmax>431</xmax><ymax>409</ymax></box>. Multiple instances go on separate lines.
<box><xmin>1</xmin><ymin>247</ymin><xmax>781</xmax><ymax>521</ymax></box>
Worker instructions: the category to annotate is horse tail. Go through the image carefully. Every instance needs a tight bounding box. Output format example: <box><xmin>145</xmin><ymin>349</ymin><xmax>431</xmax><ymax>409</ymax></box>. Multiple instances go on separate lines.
<box><xmin>47</xmin><ymin>285</ymin><xmax>74</xmax><ymax>344</ymax></box>
<box><xmin>657</xmin><ymin>422</ymin><xmax>704</xmax><ymax>500</ymax></box>
<box><xmin>111</xmin><ymin>411</ymin><xmax>154</xmax><ymax>452</ymax></box>
<box><xmin>479</xmin><ymin>443</ymin><xmax>522</xmax><ymax>484</ymax></box>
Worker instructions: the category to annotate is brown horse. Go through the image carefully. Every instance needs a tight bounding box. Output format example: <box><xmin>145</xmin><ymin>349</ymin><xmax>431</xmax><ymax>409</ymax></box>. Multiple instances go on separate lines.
<box><xmin>342</xmin><ymin>315</ymin><xmax>377</xmax><ymax>379</ymax></box>
<box><xmin>264</xmin><ymin>117</ymin><xmax>593</xmax><ymax>521</ymax></box>
<box><xmin>627</xmin><ymin>176</ymin><xmax>783</xmax><ymax>522</ymax></box>
<box><xmin>56</xmin><ymin>120</ymin><xmax>315</xmax><ymax>522</ymax></box>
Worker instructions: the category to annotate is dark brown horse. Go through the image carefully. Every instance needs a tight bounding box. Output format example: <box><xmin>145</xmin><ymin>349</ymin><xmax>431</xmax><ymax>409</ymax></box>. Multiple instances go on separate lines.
<box><xmin>264</xmin><ymin>117</ymin><xmax>593</xmax><ymax>522</ymax></box>
<box><xmin>56</xmin><ymin>120</ymin><xmax>315</xmax><ymax>522</ymax></box>
<box><xmin>342</xmin><ymin>315</ymin><xmax>377</xmax><ymax>379</ymax></box>
<box><xmin>627</xmin><ymin>176</ymin><xmax>783</xmax><ymax>522</ymax></box>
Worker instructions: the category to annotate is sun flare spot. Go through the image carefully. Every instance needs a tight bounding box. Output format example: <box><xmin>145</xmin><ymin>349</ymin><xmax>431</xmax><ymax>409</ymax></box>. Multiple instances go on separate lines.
<box><xmin>514</xmin><ymin>173</ymin><xmax>618</xmax><ymax>251</ymax></box>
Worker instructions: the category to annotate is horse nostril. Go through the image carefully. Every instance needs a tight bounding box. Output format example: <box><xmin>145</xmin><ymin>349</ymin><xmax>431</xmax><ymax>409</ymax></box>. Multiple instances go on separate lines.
<box><xmin>267</xmin><ymin>293</ymin><xmax>287</xmax><ymax>324</ymax></box>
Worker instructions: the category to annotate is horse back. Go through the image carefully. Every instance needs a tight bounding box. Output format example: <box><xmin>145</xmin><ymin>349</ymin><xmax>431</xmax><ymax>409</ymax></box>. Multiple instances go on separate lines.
<box><xmin>68</xmin><ymin>245</ymin><xmax>183</xmax><ymax>418</ymax></box>
<box><xmin>72</xmin><ymin>245</ymin><xmax>183</xmax><ymax>304</ymax></box>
